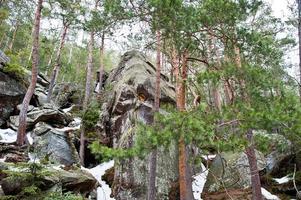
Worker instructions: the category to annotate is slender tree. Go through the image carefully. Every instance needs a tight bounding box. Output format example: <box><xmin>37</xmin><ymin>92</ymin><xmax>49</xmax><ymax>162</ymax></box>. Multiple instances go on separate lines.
<box><xmin>79</xmin><ymin>31</ymin><xmax>94</xmax><ymax>165</ymax></box>
<box><xmin>46</xmin><ymin>21</ymin><xmax>69</xmax><ymax>101</ymax></box>
<box><xmin>17</xmin><ymin>0</ymin><xmax>43</xmax><ymax>146</ymax></box>
<box><xmin>147</xmin><ymin>30</ymin><xmax>161</xmax><ymax>200</ymax></box>
<box><xmin>297</xmin><ymin>0</ymin><xmax>301</xmax><ymax>101</ymax></box>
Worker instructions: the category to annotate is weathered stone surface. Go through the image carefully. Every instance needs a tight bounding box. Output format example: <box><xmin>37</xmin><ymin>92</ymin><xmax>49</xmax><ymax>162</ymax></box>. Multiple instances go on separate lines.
<box><xmin>1</xmin><ymin>163</ymin><xmax>96</xmax><ymax>196</ymax></box>
<box><xmin>31</xmin><ymin>122</ymin><xmax>80</xmax><ymax>165</ymax></box>
<box><xmin>254</xmin><ymin>131</ymin><xmax>294</xmax><ymax>176</ymax></box>
<box><xmin>0</xmin><ymin>50</ymin><xmax>10</xmax><ymax>65</ymax></box>
<box><xmin>0</xmin><ymin>71</ymin><xmax>26</xmax><ymax>126</ymax></box>
<box><xmin>51</xmin><ymin>83</ymin><xmax>83</xmax><ymax>109</ymax></box>
<box><xmin>203</xmin><ymin>150</ymin><xmax>266</xmax><ymax>194</ymax></box>
<box><xmin>97</xmin><ymin>51</ymin><xmax>177</xmax><ymax>200</ymax></box>
<box><xmin>9</xmin><ymin>104</ymin><xmax>72</xmax><ymax>130</ymax></box>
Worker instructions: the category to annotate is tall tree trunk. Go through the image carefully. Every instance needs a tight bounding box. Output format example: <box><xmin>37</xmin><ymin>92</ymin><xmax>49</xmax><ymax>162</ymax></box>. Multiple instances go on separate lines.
<box><xmin>147</xmin><ymin>30</ymin><xmax>161</xmax><ymax>200</ymax></box>
<box><xmin>97</xmin><ymin>31</ymin><xmax>105</xmax><ymax>93</ymax></box>
<box><xmin>245</xmin><ymin>130</ymin><xmax>263</xmax><ymax>200</ymax></box>
<box><xmin>46</xmin><ymin>23</ymin><xmax>69</xmax><ymax>102</ymax></box>
<box><xmin>296</xmin><ymin>0</ymin><xmax>301</xmax><ymax>171</ymax></box>
<box><xmin>297</xmin><ymin>0</ymin><xmax>301</xmax><ymax>102</ymax></box>
<box><xmin>234</xmin><ymin>43</ymin><xmax>263</xmax><ymax>199</ymax></box>
<box><xmin>17</xmin><ymin>0</ymin><xmax>43</xmax><ymax>146</ymax></box>
<box><xmin>8</xmin><ymin>20</ymin><xmax>19</xmax><ymax>52</ymax></box>
<box><xmin>177</xmin><ymin>50</ymin><xmax>194</xmax><ymax>200</ymax></box>
<box><xmin>209</xmin><ymin>35</ymin><xmax>222</xmax><ymax>111</ymax></box>
<box><xmin>80</xmin><ymin>31</ymin><xmax>94</xmax><ymax>165</ymax></box>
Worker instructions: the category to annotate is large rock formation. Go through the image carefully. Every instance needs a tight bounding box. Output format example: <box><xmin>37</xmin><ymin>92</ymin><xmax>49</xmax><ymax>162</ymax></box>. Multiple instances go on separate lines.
<box><xmin>0</xmin><ymin>162</ymin><xmax>97</xmax><ymax>196</ymax></box>
<box><xmin>0</xmin><ymin>71</ymin><xmax>27</xmax><ymax>126</ymax></box>
<box><xmin>97</xmin><ymin>51</ymin><xmax>178</xmax><ymax>200</ymax></box>
<box><xmin>9</xmin><ymin>104</ymin><xmax>73</xmax><ymax>130</ymax></box>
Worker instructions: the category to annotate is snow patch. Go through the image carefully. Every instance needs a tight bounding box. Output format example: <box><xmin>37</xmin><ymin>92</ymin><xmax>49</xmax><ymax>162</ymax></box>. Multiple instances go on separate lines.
<box><xmin>273</xmin><ymin>175</ymin><xmax>292</xmax><ymax>184</ymax></box>
<box><xmin>201</xmin><ymin>154</ymin><xmax>216</xmax><ymax>161</ymax></box>
<box><xmin>28</xmin><ymin>153</ymin><xmax>40</xmax><ymax>163</ymax></box>
<box><xmin>0</xmin><ymin>128</ymin><xmax>17</xmax><ymax>143</ymax></box>
<box><xmin>63</xmin><ymin>105</ymin><xmax>74</xmax><ymax>113</ymax></box>
<box><xmin>0</xmin><ymin>156</ymin><xmax>6</xmax><ymax>162</ymax></box>
<box><xmin>261</xmin><ymin>188</ymin><xmax>280</xmax><ymax>200</ymax></box>
<box><xmin>192</xmin><ymin>163</ymin><xmax>209</xmax><ymax>200</ymax></box>
<box><xmin>26</xmin><ymin>132</ymin><xmax>33</xmax><ymax>145</ymax></box>
<box><xmin>55</xmin><ymin>125</ymin><xmax>80</xmax><ymax>132</ymax></box>
<box><xmin>83</xmin><ymin>160</ymin><xmax>115</xmax><ymax>200</ymax></box>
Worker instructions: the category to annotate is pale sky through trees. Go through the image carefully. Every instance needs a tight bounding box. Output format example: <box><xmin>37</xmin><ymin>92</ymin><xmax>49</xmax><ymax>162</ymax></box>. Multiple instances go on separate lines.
<box><xmin>40</xmin><ymin>0</ymin><xmax>298</xmax><ymax>77</ymax></box>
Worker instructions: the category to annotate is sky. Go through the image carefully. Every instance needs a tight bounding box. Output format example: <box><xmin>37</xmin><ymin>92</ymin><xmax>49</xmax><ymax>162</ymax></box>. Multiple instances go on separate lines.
<box><xmin>40</xmin><ymin>0</ymin><xmax>299</xmax><ymax>76</ymax></box>
<box><xmin>267</xmin><ymin>0</ymin><xmax>298</xmax><ymax>77</ymax></box>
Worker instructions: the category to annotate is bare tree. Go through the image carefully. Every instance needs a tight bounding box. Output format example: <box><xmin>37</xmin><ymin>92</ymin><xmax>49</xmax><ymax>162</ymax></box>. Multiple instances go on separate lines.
<box><xmin>17</xmin><ymin>0</ymin><xmax>43</xmax><ymax>146</ymax></box>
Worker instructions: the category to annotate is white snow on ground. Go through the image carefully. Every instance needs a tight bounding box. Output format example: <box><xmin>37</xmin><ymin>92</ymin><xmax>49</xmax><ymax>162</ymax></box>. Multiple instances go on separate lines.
<box><xmin>26</xmin><ymin>132</ymin><xmax>33</xmax><ymax>145</ymax></box>
<box><xmin>0</xmin><ymin>128</ymin><xmax>17</xmax><ymax>143</ymax></box>
<box><xmin>0</xmin><ymin>156</ymin><xmax>6</xmax><ymax>162</ymax></box>
<box><xmin>73</xmin><ymin>117</ymin><xmax>82</xmax><ymax>124</ymax></box>
<box><xmin>28</xmin><ymin>153</ymin><xmax>40</xmax><ymax>163</ymax></box>
<box><xmin>192</xmin><ymin>163</ymin><xmax>209</xmax><ymax>200</ymax></box>
<box><xmin>63</xmin><ymin>105</ymin><xmax>75</xmax><ymax>113</ymax></box>
<box><xmin>261</xmin><ymin>188</ymin><xmax>280</xmax><ymax>200</ymax></box>
<box><xmin>273</xmin><ymin>175</ymin><xmax>292</xmax><ymax>184</ymax></box>
<box><xmin>201</xmin><ymin>154</ymin><xmax>216</xmax><ymax>161</ymax></box>
<box><xmin>83</xmin><ymin>160</ymin><xmax>115</xmax><ymax>200</ymax></box>
<box><xmin>55</xmin><ymin>125</ymin><xmax>81</xmax><ymax>132</ymax></box>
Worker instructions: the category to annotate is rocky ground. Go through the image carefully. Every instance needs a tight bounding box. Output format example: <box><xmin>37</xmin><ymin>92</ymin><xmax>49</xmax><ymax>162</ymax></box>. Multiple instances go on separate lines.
<box><xmin>0</xmin><ymin>51</ymin><xmax>300</xmax><ymax>200</ymax></box>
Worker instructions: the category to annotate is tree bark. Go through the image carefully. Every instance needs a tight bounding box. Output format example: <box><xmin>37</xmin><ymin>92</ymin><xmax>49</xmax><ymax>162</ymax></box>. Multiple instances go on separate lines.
<box><xmin>296</xmin><ymin>0</ymin><xmax>301</xmax><ymax>171</ymax></box>
<box><xmin>17</xmin><ymin>0</ymin><xmax>43</xmax><ymax>146</ymax></box>
<box><xmin>147</xmin><ymin>30</ymin><xmax>161</xmax><ymax>200</ymax></box>
<box><xmin>177</xmin><ymin>50</ymin><xmax>194</xmax><ymax>200</ymax></box>
<box><xmin>97</xmin><ymin>31</ymin><xmax>105</xmax><ymax>93</ymax></box>
<box><xmin>245</xmin><ymin>129</ymin><xmax>263</xmax><ymax>200</ymax></box>
<box><xmin>297</xmin><ymin>0</ymin><xmax>301</xmax><ymax>102</ymax></box>
<box><xmin>46</xmin><ymin>23</ymin><xmax>69</xmax><ymax>102</ymax></box>
<box><xmin>209</xmin><ymin>35</ymin><xmax>222</xmax><ymax>111</ymax></box>
<box><xmin>80</xmin><ymin>31</ymin><xmax>94</xmax><ymax>165</ymax></box>
<box><xmin>234</xmin><ymin>43</ymin><xmax>262</xmax><ymax>199</ymax></box>
<box><xmin>8</xmin><ymin>20</ymin><xmax>19</xmax><ymax>52</ymax></box>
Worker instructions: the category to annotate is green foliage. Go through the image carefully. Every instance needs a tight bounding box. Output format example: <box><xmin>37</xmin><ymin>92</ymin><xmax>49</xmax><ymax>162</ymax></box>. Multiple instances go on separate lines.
<box><xmin>3</xmin><ymin>63</ymin><xmax>26</xmax><ymax>79</ymax></box>
<box><xmin>81</xmin><ymin>101</ymin><xmax>100</xmax><ymax>130</ymax></box>
<box><xmin>2</xmin><ymin>51</ymin><xmax>27</xmax><ymax>80</ymax></box>
<box><xmin>22</xmin><ymin>185</ymin><xmax>40</xmax><ymax>196</ymax></box>
<box><xmin>44</xmin><ymin>192</ymin><xmax>83</xmax><ymax>200</ymax></box>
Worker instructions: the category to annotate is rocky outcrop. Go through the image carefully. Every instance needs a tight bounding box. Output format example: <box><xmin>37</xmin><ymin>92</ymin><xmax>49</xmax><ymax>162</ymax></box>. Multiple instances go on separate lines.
<box><xmin>0</xmin><ymin>50</ymin><xmax>50</xmax><ymax>127</ymax></box>
<box><xmin>202</xmin><ymin>150</ymin><xmax>266</xmax><ymax>198</ymax></box>
<box><xmin>51</xmin><ymin>83</ymin><xmax>83</xmax><ymax>109</ymax></box>
<box><xmin>31</xmin><ymin>122</ymin><xmax>80</xmax><ymax>165</ymax></box>
<box><xmin>0</xmin><ymin>163</ymin><xmax>97</xmax><ymax>196</ymax></box>
<box><xmin>9</xmin><ymin>104</ymin><xmax>72</xmax><ymax>131</ymax></box>
<box><xmin>97</xmin><ymin>51</ymin><xmax>177</xmax><ymax>199</ymax></box>
<box><xmin>254</xmin><ymin>131</ymin><xmax>294</xmax><ymax>176</ymax></box>
<box><xmin>0</xmin><ymin>50</ymin><xmax>10</xmax><ymax>66</ymax></box>
<box><xmin>0</xmin><ymin>71</ymin><xmax>27</xmax><ymax>126</ymax></box>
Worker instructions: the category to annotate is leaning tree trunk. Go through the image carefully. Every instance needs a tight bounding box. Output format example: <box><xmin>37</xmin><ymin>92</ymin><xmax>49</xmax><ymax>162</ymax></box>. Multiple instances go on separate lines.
<box><xmin>46</xmin><ymin>23</ymin><xmax>69</xmax><ymax>102</ymax></box>
<box><xmin>17</xmin><ymin>0</ymin><xmax>43</xmax><ymax>146</ymax></box>
<box><xmin>147</xmin><ymin>30</ymin><xmax>161</xmax><ymax>200</ymax></box>
<box><xmin>79</xmin><ymin>31</ymin><xmax>94</xmax><ymax>165</ymax></box>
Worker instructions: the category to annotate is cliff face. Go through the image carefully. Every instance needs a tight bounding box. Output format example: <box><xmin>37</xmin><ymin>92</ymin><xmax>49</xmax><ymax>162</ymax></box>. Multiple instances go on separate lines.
<box><xmin>97</xmin><ymin>51</ymin><xmax>179</xmax><ymax>199</ymax></box>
